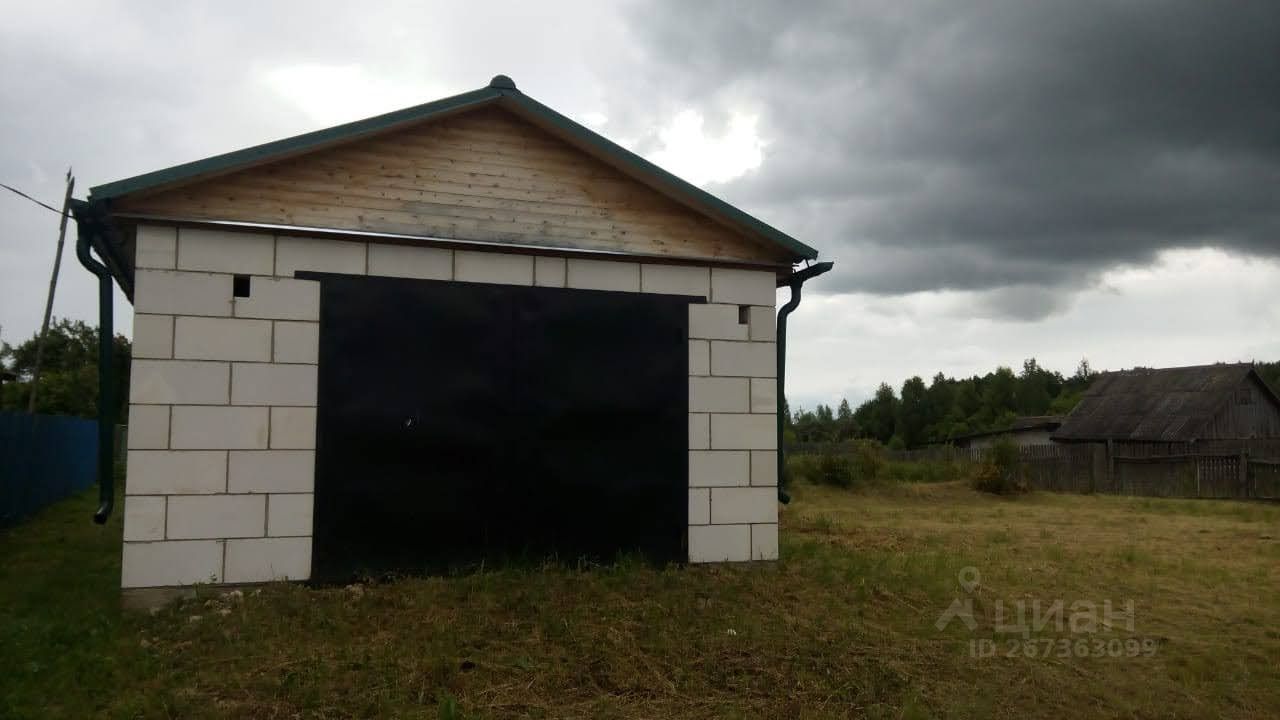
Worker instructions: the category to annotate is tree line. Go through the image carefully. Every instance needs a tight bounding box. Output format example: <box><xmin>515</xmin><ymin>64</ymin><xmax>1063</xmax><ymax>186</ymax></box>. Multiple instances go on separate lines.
<box><xmin>788</xmin><ymin>358</ymin><xmax>1095</xmax><ymax>449</ymax></box>
<box><xmin>789</xmin><ymin>358</ymin><xmax>1280</xmax><ymax>449</ymax></box>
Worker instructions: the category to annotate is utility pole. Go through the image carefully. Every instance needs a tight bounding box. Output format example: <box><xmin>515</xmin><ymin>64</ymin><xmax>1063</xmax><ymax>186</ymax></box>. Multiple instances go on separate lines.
<box><xmin>27</xmin><ymin>168</ymin><xmax>75</xmax><ymax>413</ymax></box>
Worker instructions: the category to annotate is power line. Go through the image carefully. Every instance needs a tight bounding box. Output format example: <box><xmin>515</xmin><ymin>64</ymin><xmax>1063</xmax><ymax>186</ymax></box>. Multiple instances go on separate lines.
<box><xmin>0</xmin><ymin>182</ymin><xmax>67</xmax><ymax>216</ymax></box>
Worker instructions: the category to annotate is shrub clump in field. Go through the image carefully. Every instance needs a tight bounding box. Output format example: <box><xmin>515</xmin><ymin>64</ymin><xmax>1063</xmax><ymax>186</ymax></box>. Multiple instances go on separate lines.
<box><xmin>969</xmin><ymin>438</ymin><xmax>1029</xmax><ymax>495</ymax></box>
<box><xmin>789</xmin><ymin>440</ymin><xmax>885</xmax><ymax>489</ymax></box>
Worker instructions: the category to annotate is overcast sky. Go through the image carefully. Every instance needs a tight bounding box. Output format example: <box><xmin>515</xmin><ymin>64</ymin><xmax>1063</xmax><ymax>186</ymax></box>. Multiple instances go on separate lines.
<box><xmin>1</xmin><ymin>1</ymin><xmax>1277</xmax><ymax>409</ymax></box>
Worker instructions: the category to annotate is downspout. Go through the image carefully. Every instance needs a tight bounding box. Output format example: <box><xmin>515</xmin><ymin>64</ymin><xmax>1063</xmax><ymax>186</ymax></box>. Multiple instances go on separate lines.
<box><xmin>71</xmin><ymin>200</ymin><xmax>116</xmax><ymax>523</ymax></box>
<box><xmin>775</xmin><ymin>261</ymin><xmax>834</xmax><ymax>503</ymax></box>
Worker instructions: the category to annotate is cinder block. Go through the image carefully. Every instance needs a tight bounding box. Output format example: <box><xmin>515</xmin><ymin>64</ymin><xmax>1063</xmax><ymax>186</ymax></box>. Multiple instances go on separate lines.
<box><xmin>129</xmin><ymin>360</ymin><xmax>229</xmax><ymax>405</ymax></box>
<box><xmin>123</xmin><ymin>496</ymin><xmax>166</xmax><ymax>541</ymax></box>
<box><xmin>121</xmin><ymin>540</ymin><xmax>223</xmax><ymax>588</ymax></box>
<box><xmin>224</xmin><ymin>537</ymin><xmax>311</xmax><ymax>583</ymax></box>
<box><xmin>126</xmin><ymin>405</ymin><xmax>170</xmax><ymax>449</ymax></box>
<box><xmin>689</xmin><ymin>377</ymin><xmax>749</xmax><ymax>413</ymax></box>
<box><xmin>231</xmin><ymin>363</ymin><xmax>316</xmax><ymax>406</ymax></box>
<box><xmin>233</xmin><ymin>277</ymin><xmax>320</xmax><ymax>321</ymax></box>
<box><xmin>751</xmin><ymin>451</ymin><xmax>778</xmax><ymax>487</ymax></box>
<box><xmin>641</xmin><ymin>264</ymin><xmax>709</xmax><ymax>298</ymax></box>
<box><xmin>710</xmin><ymin>268</ymin><xmax>777</xmax><ymax>306</ymax></box>
<box><xmin>688</xmin><ymin>340</ymin><xmax>709</xmax><ymax>376</ymax></box>
<box><xmin>688</xmin><ymin>524</ymin><xmax>750</xmax><ymax>563</ymax></box>
<box><xmin>751</xmin><ymin>523</ymin><xmax>779</xmax><ymax>560</ymax></box>
<box><xmin>276</xmin><ymin>236</ymin><xmax>366</xmax><ymax>276</ymax></box>
<box><xmin>273</xmin><ymin>322</ymin><xmax>319</xmax><ymax>364</ymax></box>
<box><xmin>566</xmin><ymin>259</ymin><xmax>640</xmax><ymax>292</ymax></box>
<box><xmin>228</xmin><ymin>450</ymin><xmax>314</xmax><ymax>493</ymax></box>
<box><xmin>268</xmin><ymin>494</ymin><xmax>313</xmax><ymax>536</ymax></box>
<box><xmin>368</xmin><ymin>243</ymin><xmax>452</xmax><ymax>279</ymax></box>
<box><xmin>131</xmin><ymin>314</ymin><xmax>173</xmax><ymax>359</ymax></box>
<box><xmin>136</xmin><ymin>225</ymin><xmax>176</xmax><ymax>269</ymax></box>
<box><xmin>689</xmin><ymin>413</ymin><xmax>710</xmax><ymax>450</ymax></box>
<box><xmin>711</xmin><ymin>341</ymin><xmax>777</xmax><ymax>378</ymax></box>
<box><xmin>710</xmin><ymin>487</ymin><xmax>776</xmax><ymax>524</ymax></box>
<box><xmin>174</xmin><ymin>316</ymin><xmax>271</xmax><ymax>362</ymax></box>
<box><xmin>688</xmin><ymin>488</ymin><xmax>710</xmax><ymax>525</ymax></box>
<box><xmin>270</xmin><ymin>407</ymin><xmax>316</xmax><ymax>449</ymax></box>
<box><xmin>747</xmin><ymin>306</ymin><xmax>776</xmax><ymax>341</ymax></box>
<box><xmin>178</xmin><ymin>228</ymin><xmax>275</xmax><ymax>274</ymax></box>
<box><xmin>167</xmin><ymin>495</ymin><xmax>265</xmax><ymax>539</ymax></box>
<box><xmin>170</xmin><ymin>406</ymin><xmax>269</xmax><ymax>449</ymax></box>
<box><xmin>710</xmin><ymin>414</ymin><xmax>776</xmax><ymax>450</ymax></box>
<box><xmin>750</xmin><ymin>378</ymin><xmax>777</xmax><ymax>414</ymax></box>
<box><xmin>690</xmin><ymin>450</ymin><xmax>750</xmax><ymax>487</ymax></box>
<box><xmin>689</xmin><ymin>304</ymin><xmax>749</xmax><ymax>341</ymax></box>
<box><xmin>534</xmin><ymin>256</ymin><xmax>566</xmax><ymax>287</ymax></box>
<box><xmin>134</xmin><ymin>270</ymin><xmax>233</xmax><ymax>317</ymax></box>
<box><xmin>454</xmin><ymin>250</ymin><xmax>532</xmax><ymax>286</ymax></box>
<box><xmin>127</xmin><ymin>450</ymin><xmax>226</xmax><ymax>494</ymax></box>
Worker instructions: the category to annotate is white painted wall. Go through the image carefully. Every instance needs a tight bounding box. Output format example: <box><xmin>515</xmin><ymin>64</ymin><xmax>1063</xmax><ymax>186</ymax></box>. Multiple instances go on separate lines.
<box><xmin>121</xmin><ymin>224</ymin><xmax>780</xmax><ymax>588</ymax></box>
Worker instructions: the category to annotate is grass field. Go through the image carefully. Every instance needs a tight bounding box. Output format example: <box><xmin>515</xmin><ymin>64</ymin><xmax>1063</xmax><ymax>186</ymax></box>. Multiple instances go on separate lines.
<box><xmin>3</xmin><ymin>480</ymin><xmax>1279</xmax><ymax>719</ymax></box>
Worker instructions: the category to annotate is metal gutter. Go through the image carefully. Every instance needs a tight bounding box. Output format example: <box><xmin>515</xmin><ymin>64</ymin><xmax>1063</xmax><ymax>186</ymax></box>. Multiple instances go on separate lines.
<box><xmin>70</xmin><ymin>199</ymin><xmax>118</xmax><ymax>523</ymax></box>
<box><xmin>109</xmin><ymin>215</ymin><xmax>794</xmax><ymax>274</ymax></box>
<box><xmin>775</xmin><ymin>261</ymin><xmax>834</xmax><ymax>503</ymax></box>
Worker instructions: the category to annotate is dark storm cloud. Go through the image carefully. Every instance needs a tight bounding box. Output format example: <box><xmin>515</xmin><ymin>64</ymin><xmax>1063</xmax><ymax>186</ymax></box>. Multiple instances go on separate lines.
<box><xmin>616</xmin><ymin>0</ymin><xmax>1280</xmax><ymax>311</ymax></box>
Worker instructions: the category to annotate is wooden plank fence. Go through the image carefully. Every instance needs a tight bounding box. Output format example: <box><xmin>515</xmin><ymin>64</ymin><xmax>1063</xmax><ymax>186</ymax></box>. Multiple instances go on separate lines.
<box><xmin>790</xmin><ymin>439</ymin><xmax>1280</xmax><ymax>501</ymax></box>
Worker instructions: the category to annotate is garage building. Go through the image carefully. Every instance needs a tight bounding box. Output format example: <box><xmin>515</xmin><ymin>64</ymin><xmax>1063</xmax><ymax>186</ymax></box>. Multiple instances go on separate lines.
<box><xmin>71</xmin><ymin>75</ymin><xmax>830</xmax><ymax>597</ymax></box>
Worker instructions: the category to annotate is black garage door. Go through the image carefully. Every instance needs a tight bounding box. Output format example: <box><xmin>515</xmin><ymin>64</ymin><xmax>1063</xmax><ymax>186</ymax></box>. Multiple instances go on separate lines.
<box><xmin>305</xmin><ymin>271</ymin><xmax>695</xmax><ymax>582</ymax></box>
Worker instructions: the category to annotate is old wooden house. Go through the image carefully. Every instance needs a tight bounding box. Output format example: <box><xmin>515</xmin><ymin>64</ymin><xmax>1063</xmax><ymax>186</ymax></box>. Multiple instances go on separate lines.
<box><xmin>70</xmin><ymin>75</ymin><xmax>833</xmax><ymax>602</ymax></box>
<box><xmin>1053</xmin><ymin>363</ymin><xmax>1280</xmax><ymax>445</ymax></box>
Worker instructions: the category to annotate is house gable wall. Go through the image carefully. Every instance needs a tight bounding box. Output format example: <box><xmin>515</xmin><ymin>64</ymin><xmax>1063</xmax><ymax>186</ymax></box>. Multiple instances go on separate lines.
<box><xmin>1202</xmin><ymin>376</ymin><xmax>1280</xmax><ymax>439</ymax></box>
<box><xmin>112</xmin><ymin>107</ymin><xmax>788</xmax><ymax>266</ymax></box>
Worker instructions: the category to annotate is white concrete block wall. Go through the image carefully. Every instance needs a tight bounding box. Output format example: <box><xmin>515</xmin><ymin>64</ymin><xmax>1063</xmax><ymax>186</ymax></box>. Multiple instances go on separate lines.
<box><xmin>123</xmin><ymin>223</ymin><xmax>781</xmax><ymax>589</ymax></box>
<box><xmin>685</xmin><ymin>285</ymin><xmax>779</xmax><ymax>563</ymax></box>
<box><xmin>123</xmin><ymin>225</ymin><xmax>326</xmax><ymax>589</ymax></box>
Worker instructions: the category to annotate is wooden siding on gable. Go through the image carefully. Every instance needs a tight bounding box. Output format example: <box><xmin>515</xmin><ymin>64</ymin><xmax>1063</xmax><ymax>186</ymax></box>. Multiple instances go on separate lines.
<box><xmin>113</xmin><ymin>108</ymin><xmax>787</xmax><ymax>265</ymax></box>
<box><xmin>1203</xmin><ymin>376</ymin><xmax>1280</xmax><ymax>439</ymax></box>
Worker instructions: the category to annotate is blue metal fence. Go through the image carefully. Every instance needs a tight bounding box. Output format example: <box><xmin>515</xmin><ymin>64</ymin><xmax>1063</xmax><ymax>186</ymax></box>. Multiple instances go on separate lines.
<box><xmin>0</xmin><ymin>411</ymin><xmax>98</xmax><ymax>528</ymax></box>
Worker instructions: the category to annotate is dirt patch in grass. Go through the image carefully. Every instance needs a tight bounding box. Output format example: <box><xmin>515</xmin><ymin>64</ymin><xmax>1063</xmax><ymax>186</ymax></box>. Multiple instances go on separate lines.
<box><xmin>3</xmin><ymin>482</ymin><xmax>1279</xmax><ymax>718</ymax></box>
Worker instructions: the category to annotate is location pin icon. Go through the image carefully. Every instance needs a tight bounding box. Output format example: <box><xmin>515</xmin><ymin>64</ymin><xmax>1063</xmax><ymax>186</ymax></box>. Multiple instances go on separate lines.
<box><xmin>958</xmin><ymin>566</ymin><xmax>980</xmax><ymax>593</ymax></box>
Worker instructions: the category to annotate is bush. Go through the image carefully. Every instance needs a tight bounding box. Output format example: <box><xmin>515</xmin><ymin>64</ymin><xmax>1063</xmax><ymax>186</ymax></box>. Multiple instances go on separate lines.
<box><xmin>815</xmin><ymin>453</ymin><xmax>857</xmax><ymax>488</ymax></box>
<box><xmin>969</xmin><ymin>438</ymin><xmax>1029</xmax><ymax>495</ymax></box>
<box><xmin>787</xmin><ymin>440</ymin><xmax>885</xmax><ymax>489</ymax></box>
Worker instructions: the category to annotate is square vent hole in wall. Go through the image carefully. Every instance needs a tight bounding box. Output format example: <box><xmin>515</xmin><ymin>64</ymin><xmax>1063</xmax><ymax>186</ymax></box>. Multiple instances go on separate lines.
<box><xmin>233</xmin><ymin>274</ymin><xmax>251</xmax><ymax>297</ymax></box>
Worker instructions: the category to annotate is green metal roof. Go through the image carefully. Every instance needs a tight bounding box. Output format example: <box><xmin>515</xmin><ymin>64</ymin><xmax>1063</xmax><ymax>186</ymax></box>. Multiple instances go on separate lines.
<box><xmin>90</xmin><ymin>75</ymin><xmax>818</xmax><ymax>261</ymax></box>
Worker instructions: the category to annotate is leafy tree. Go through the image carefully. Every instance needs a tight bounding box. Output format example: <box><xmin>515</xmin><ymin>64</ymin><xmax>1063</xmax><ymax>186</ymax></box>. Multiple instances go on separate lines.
<box><xmin>895</xmin><ymin>376</ymin><xmax>930</xmax><ymax>448</ymax></box>
<box><xmin>1016</xmin><ymin>358</ymin><xmax>1056</xmax><ymax>415</ymax></box>
<box><xmin>982</xmin><ymin>366</ymin><xmax>1017</xmax><ymax>421</ymax></box>
<box><xmin>0</xmin><ymin>318</ymin><xmax>131</xmax><ymax>418</ymax></box>
<box><xmin>867</xmin><ymin>383</ymin><xmax>898</xmax><ymax>443</ymax></box>
<box><xmin>835</xmin><ymin>398</ymin><xmax>857</xmax><ymax>441</ymax></box>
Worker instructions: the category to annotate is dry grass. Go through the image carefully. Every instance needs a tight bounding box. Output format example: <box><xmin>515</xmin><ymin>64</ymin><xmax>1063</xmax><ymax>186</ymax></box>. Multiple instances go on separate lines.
<box><xmin>3</xmin><ymin>481</ymin><xmax>1279</xmax><ymax>718</ymax></box>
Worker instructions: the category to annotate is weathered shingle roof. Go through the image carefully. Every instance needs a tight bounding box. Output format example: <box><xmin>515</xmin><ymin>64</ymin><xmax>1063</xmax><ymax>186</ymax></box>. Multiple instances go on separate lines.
<box><xmin>1053</xmin><ymin>363</ymin><xmax>1278</xmax><ymax>442</ymax></box>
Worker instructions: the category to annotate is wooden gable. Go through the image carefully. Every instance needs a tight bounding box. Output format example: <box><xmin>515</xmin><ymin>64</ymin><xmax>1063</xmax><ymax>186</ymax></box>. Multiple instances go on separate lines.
<box><xmin>112</xmin><ymin>107</ymin><xmax>788</xmax><ymax>265</ymax></box>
